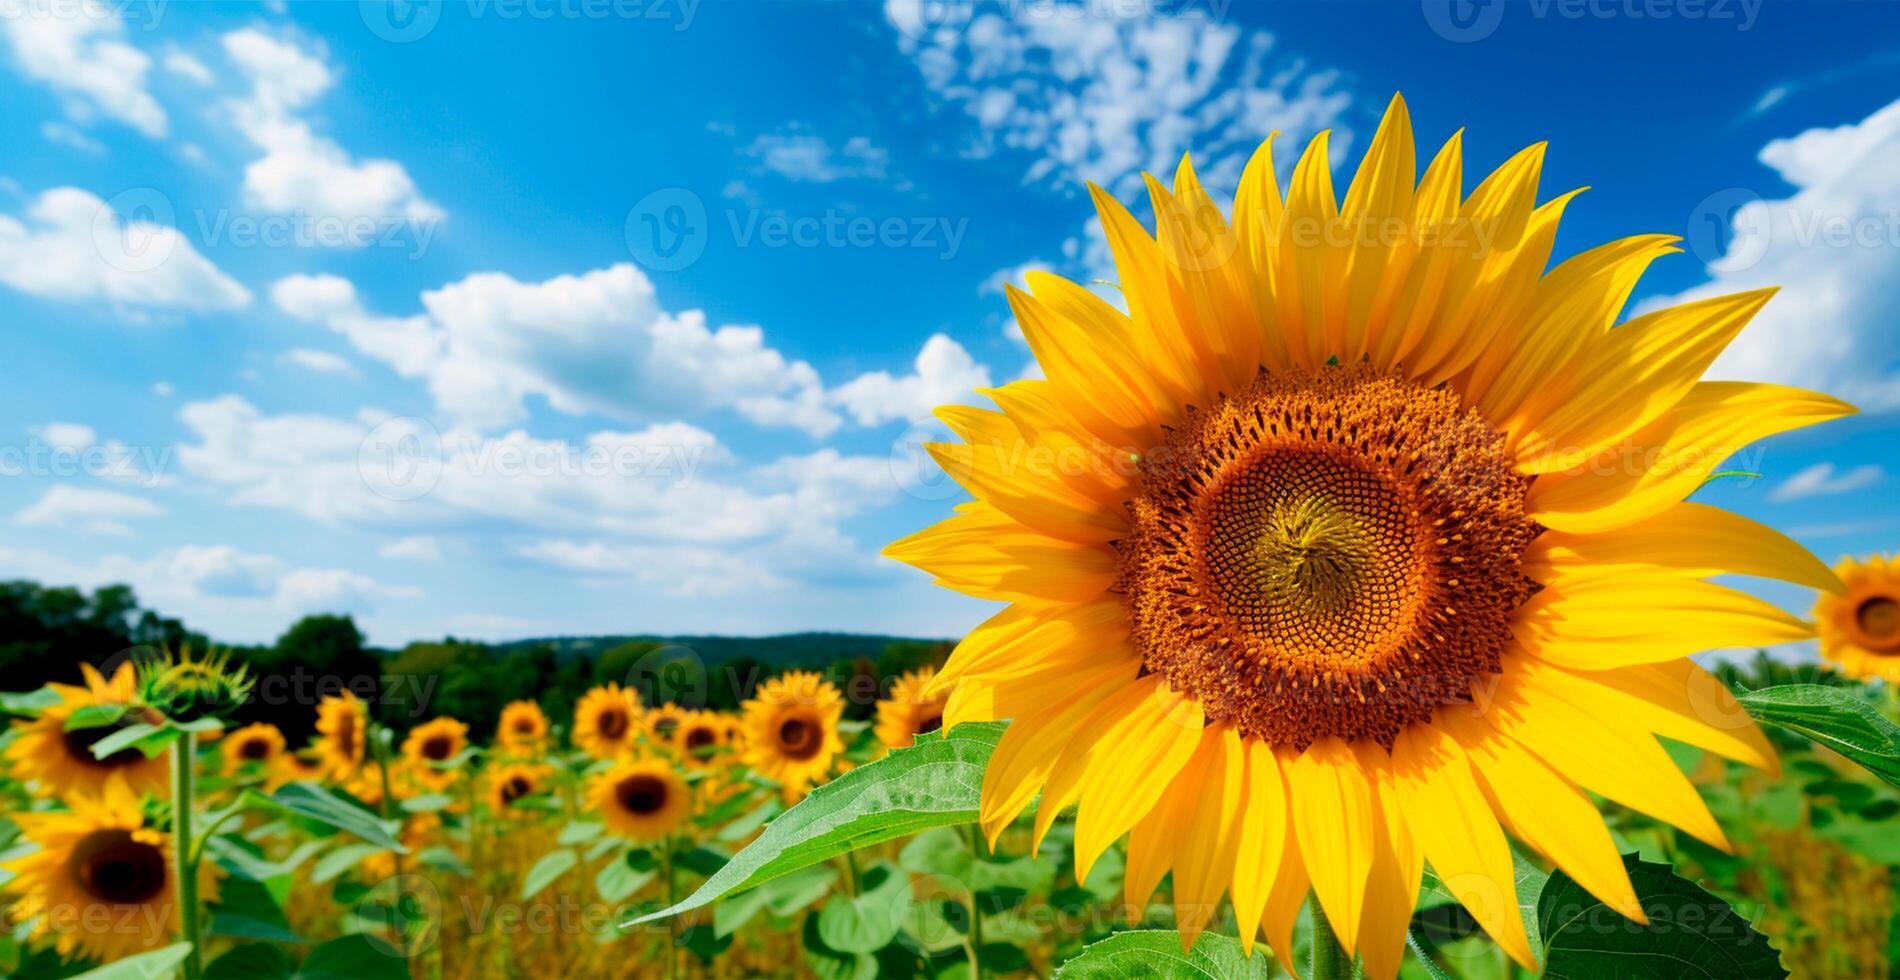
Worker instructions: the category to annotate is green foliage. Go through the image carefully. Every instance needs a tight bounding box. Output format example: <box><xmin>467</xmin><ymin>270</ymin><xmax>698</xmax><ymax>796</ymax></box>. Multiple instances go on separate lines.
<box><xmin>628</xmin><ymin>721</ymin><xmax>1004</xmax><ymax>928</ymax></box>
<box><xmin>1739</xmin><ymin>684</ymin><xmax>1900</xmax><ymax>788</ymax></box>
<box><xmin>1538</xmin><ymin>854</ymin><xmax>1787</xmax><ymax>979</ymax></box>
<box><xmin>1053</xmin><ymin>931</ymin><xmax>1276</xmax><ymax>979</ymax></box>
<box><xmin>66</xmin><ymin>943</ymin><xmax>194</xmax><ymax>980</ymax></box>
<box><xmin>0</xmin><ymin>581</ymin><xmax>200</xmax><ymax>694</ymax></box>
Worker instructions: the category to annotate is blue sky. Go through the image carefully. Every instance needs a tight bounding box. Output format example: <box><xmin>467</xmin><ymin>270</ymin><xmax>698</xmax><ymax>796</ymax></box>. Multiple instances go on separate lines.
<box><xmin>1</xmin><ymin>0</ymin><xmax>1896</xmax><ymax>647</ymax></box>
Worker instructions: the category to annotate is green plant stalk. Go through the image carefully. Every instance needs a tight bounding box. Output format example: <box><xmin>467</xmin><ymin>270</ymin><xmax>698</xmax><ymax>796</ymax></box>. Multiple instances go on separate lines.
<box><xmin>962</xmin><ymin>824</ymin><xmax>984</xmax><ymax>978</ymax></box>
<box><xmin>663</xmin><ymin>835</ymin><xmax>680</xmax><ymax>980</ymax></box>
<box><xmin>170</xmin><ymin>730</ymin><xmax>203</xmax><ymax>980</ymax></box>
<box><xmin>1309</xmin><ymin>899</ymin><xmax>1353</xmax><ymax>980</ymax></box>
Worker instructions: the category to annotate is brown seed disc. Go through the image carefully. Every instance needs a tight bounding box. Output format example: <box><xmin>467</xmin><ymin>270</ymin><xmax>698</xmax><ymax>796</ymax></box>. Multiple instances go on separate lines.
<box><xmin>1119</xmin><ymin>363</ymin><xmax>1540</xmax><ymax>749</ymax></box>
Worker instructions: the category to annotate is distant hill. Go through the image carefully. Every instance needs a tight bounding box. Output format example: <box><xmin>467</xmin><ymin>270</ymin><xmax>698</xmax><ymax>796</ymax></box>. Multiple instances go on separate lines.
<box><xmin>488</xmin><ymin>631</ymin><xmax>951</xmax><ymax>668</ymax></box>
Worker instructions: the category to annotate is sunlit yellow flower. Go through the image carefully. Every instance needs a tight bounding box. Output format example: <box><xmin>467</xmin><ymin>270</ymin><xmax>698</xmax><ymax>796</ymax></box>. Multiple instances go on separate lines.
<box><xmin>221</xmin><ymin>722</ymin><xmax>286</xmax><ymax>776</ymax></box>
<box><xmin>486</xmin><ymin>761</ymin><xmax>550</xmax><ymax>817</ymax></box>
<box><xmin>590</xmin><ymin>757</ymin><xmax>690</xmax><ymax>841</ymax></box>
<box><xmin>402</xmin><ymin>717</ymin><xmax>470</xmax><ymax>790</ymax></box>
<box><xmin>739</xmin><ymin>671</ymin><xmax>843</xmax><ymax>800</ymax></box>
<box><xmin>874</xmin><ymin>666</ymin><xmax>948</xmax><ymax>751</ymax></box>
<box><xmin>645</xmin><ymin>701</ymin><xmax>689</xmax><ymax>748</ymax></box>
<box><xmin>885</xmin><ymin>94</ymin><xmax>1852</xmax><ymax>974</ymax></box>
<box><xmin>4</xmin><ymin>663</ymin><xmax>168</xmax><ymax>800</ymax></box>
<box><xmin>314</xmin><ymin>690</ymin><xmax>369</xmax><ymax>779</ymax></box>
<box><xmin>672</xmin><ymin>709</ymin><xmax>730</xmax><ymax>769</ymax></box>
<box><xmin>572</xmin><ymin>683</ymin><xmax>643</xmax><ymax>759</ymax></box>
<box><xmin>1816</xmin><ymin>553</ymin><xmax>1900</xmax><ymax>682</ymax></box>
<box><xmin>496</xmin><ymin>700</ymin><xmax>550</xmax><ymax>754</ymax></box>
<box><xmin>271</xmin><ymin>747</ymin><xmax>328</xmax><ymax>790</ymax></box>
<box><xmin>1</xmin><ymin>781</ymin><xmax>217</xmax><ymax>963</ymax></box>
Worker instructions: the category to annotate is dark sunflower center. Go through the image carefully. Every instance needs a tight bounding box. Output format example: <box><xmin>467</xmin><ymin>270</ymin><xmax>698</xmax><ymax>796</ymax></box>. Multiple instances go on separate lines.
<box><xmin>1121</xmin><ymin>365</ymin><xmax>1539</xmax><ymax>749</ymax></box>
<box><xmin>776</xmin><ymin>717</ymin><xmax>822</xmax><ymax>760</ymax></box>
<box><xmin>333</xmin><ymin>721</ymin><xmax>358</xmax><ymax>759</ymax></box>
<box><xmin>513</xmin><ymin>718</ymin><xmax>537</xmax><ymax>734</ymax></box>
<box><xmin>63</xmin><ymin>716</ymin><xmax>145</xmax><ymax>769</ymax></box>
<box><xmin>238</xmin><ymin>737</ymin><xmax>272</xmax><ymax>761</ymax></box>
<box><xmin>915</xmin><ymin>711</ymin><xmax>944</xmax><ymax>736</ymax></box>
<box><xmin>421</xmin><ymin>736</ymin><xmax>454</xmax><ymax>761</ymax></box>
<box><xmin>596</xmin><ymin>708</ymin><xmax>628</xmax><ymax>740</ymax></box>
<box><xmin>1855</xmin><ymin>596</ymin><xmax>1900</xmax><ymax>651</ymax></box>
<box><xmin>684</xmin><ymin>727</ymin><xmax>716</xmax><ymax>752</ymax></box>
<box><xmin>654</xmin><ymin>716</ymin><xmax>680</xmax><ymax>737</ymax></box>
<box><xmin>69</xmin><ymin>830</ymin><xmax>167</xmax><ymax>904</ymax></box>
<box><xmin>614</xmin><ymin>774</ymin><xmax>668</xmax><ymax>815</ymax></box>
<box><xmin>501</xmin><ymin>776</ymin><xmax>533</xmax><ymax>804</ymax></box>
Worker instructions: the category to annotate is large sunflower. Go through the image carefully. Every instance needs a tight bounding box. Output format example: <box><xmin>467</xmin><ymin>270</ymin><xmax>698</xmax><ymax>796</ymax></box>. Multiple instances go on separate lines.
<box><xmin>313</xmin><ymin>690</ymin><xmax>368</xmax><ymax>779</ymax></box>
<box><xmin>496</xmin><ymin>700</ymin><xmax>550</xmax><ymax>754</ymax></box>
<box><xmin>1</xmin><ymin>781</ymin><xmax>217</xmax><ymax>963</ymax></box>
<box><xmin>1816</xmin><ymin>554</ymin><xmax>1900</xmax><ymax>682</ymax></box>
<box><xmin>221</xmin><ymin>722</ymin><xmax>287</xmax><ymax>776</ymax></box>
<box><xmin>875</xmin><ymin>666</ymin><xmax>949</xmax><ymax>751</ymax></box>
<box><xmin>590</xmin><ymin>758</ymin><xmax>691</xmax><ymax>841</ymax></box>
<box><xmin>572</xmin><ymin>683</ymin><xmax>643</xmax><ymax>760</ymax></box>
<box><xmin>4</xmin><ymin>663</ymin><xmax>168</xmax><ymax>801</ymax></box>
<box><xmin>885</xmin><ymin>95</ymin><xmax>1852</xmax><ymax>973</ymax></box>
<box><xmin>401</xmin><ymin>717</ymin><xmax>470</xmax><ymax>791</ymax></box>
<box><xmin>739</xmin><ymin>671</ymin><xmax>844</xmax><ymax>799</ymax></box>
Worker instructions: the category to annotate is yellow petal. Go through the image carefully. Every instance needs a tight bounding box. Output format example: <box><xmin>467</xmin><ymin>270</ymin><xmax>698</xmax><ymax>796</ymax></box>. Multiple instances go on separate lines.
<box><xmin>1389</xmin><ymin>724</ymin><xmax>1536</xmax><ymax>970</ymax></box>
<box><xmin>1527</xmin><ymin>382</ymin><xmax>1857</xmax><ymax>533</ymax></box>
<box><xmin>1289</xmin><ymin>737</ymin><xmax>1373</xmax><ymax>955</ymax></box>
<box><xmin>1229</xmin><ymin>740</ymin><xmax>1290</xmax><ymax>957</ymax></box>
<box><xmin>883</xmin><ymin>501</ymin><xmax>1119</xmax><ymax>603</ymax></box>
<box><xmin>1122</xmin><ymin>790</ymin><xmax>1176</xmax><ymax>922</ymax></box>
<box><xmin>1528</xmin><ymin>658</ymin><xmax>1778</xmax><ymax>774</ymax></box>
<box><xmin>1516</xmin><ymin>567</ymin><xmax>1813</xmax><ymax>669</ymax></box>
<box><xmin>1516</xmin><ymin>289</ymin><xmax>1777</xmax><ymax>473</ymax></box>
<box><xmin>1281</xmin><ymin>130</ymin><xmax>1342</xmax><ymax>369</ymax></box>
<box><xmin>1437</xmin><ymin>707</ymin><xmax>1644</xmax><ymax>924</ymax></box>
<box><xmin>1373</xmin><ymin>129</ymin><xmax>1463</xmax><ymax>370</ymax></box>
<box><xmin>1260</xmin><ymin>763</ymin><xmax>1312</xmax><ymax>978</ymax></box>
<box><xmin>1233</xmin><ymin>132</ymin><xmax>1292</xmax><ymax>371</ymax></box>
<box><xmin>1338</xmin><ymin>93</ymin><xmax>1417</xmax><ymax>363</ymax></box>
<box><xmin>1353</xmin><ymin>744</ymin><xmax>1422</xmax><ymax>980</ymax></box>
<box><xmin>1063</xmin><ymin>677</ymin><xmax>1204</xmax><ymax>881</ymax></box>
<box><xmin>1087</xmin><ymin>181</ymin><xmax>1201</xmax><ymax>407</ymax></box>
<box><xmin>978</xmin><ymin>682</ymin><xmax>1122</xmax><ymax>846</ymax></box>
<box><xmin>1008</xmin><ymin>280</ymin><xmax>1164</xmax><ymax>448</ymax></box>
<box><xmin>1525</xmin><ymin>500</ymin><xmax>1842</xmax><ymax>594</ymax></box>
<box><xmin>1170</xmin><ymin>726</ymin><xmax>1248</xmax><ymax>949</ymax></box>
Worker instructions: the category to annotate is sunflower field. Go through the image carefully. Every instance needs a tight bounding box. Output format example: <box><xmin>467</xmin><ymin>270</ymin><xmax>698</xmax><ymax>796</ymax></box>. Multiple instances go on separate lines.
<box><xmin>7</xmin><ymin>96</ymin><xmax>1900</xmax><ymax>980</ymax></box>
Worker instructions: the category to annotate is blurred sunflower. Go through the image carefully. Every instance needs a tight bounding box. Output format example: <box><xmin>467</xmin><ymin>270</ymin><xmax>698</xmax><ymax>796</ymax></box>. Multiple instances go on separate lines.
<box><xmin>221</xmin><ymin>722</ymin><xmax>287</xmax><ymax>775</ymax></box>
<box><xmin>591</xmin><ymin>758</ymin><xmax>690</xmax><ymax>841</ymax></box>
<box><xmin>572</xmin><ymin>683</ymin><xmax>642</xmax><ymax>759</ymax></box>
<box><xmin>672</xmin><ymin>709</ymin><xmax>729</xmax><ymax>768</ymax></box>
<box><xmin>1816</xmin><ymin>554</ymin><xmax>1900</xmax><ymax>682</ymax></box>
<box><xmin>362</xmin><ymin>812</ymin><xmax>440</xmax><ymax>882</ymax></box>
<box><xmin>4</xmin><ymin>663</ymin><xmax>168</xmax><ymax>800</ymax></box>
<box><xmin>1</xmin><ymin>781</ymin><xmax>217</xmax><ymax>963</ymax></box>
<box><xmin>486</xmin><ymin>761</ymin><xmax>549</xmax><ymax>817</ymax></box>
<box><xmin>272</xmin><ymin>747</ymin><xmax>328</xmax><ymax>789</ymax></box>
<box><xmin>885</xmin><ymin>94</ymin><xmax>1851</xmax><ymax>972</ymax></box>
<box><xmin>314</xmin><ymin>690</ymin><xmax>368</xmax><ymax>779</ymax></box>
<box><xmin>496</xmin><ymin>700</ymin><xmax>550</xmax><ymax>754</ymax></box>
<box><xmin>646</xmin><ymin>701</ymin><xmax>689</xmax><ymax>747</ymax></box>
<box><xmin>874</xmin><ymin>666</ymin><xmax>949</xmax><ymax>751</ymax></box>
<box><xmin>402</xmin><ymin>717</ymin><xmax>470</xmax><ymax>790</ymax></box>
<box><xmin>740</xmin><ymin>671</ymin><xmax>843</xmax><ymax>799</ymax></box>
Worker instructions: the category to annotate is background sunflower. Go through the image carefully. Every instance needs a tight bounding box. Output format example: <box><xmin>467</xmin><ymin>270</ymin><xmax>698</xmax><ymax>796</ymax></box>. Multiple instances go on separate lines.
<box><xmin>590</xmin><ymin>757</ymin><xmax>690</xmax><ymax>841</ymax></box>
<box><xmin>739</xmin><ymin>670</ymin><xmax>844</xmax><ymax>800</ymax></box>
<box><xmin>1816</xmin><ymin>554</ymin><xmax>1900</xmax><ymax>682</ymax></box>
<box><xmin>3</xmin><ymin>663</ymin><xmax>168</xmax><ymax>801</ymax></box>
<box><xmin>571</xmin><ymin>683</ymin><xmax>643</xmax><ymax>760</ymax></box>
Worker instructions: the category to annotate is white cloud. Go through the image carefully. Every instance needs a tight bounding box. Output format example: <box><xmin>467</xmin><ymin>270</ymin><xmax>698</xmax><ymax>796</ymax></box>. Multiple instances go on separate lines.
<box><xmin>13</xmin><ymin>485</ymin><xmax>161</xmax><ymax>535</ymax></box>
<box><xmin>517</xmin><ymin>540</ymin><xmax>782</xmax><ymax>597</ymax></box>
<box><xmin>1</xmin><ymin>0</ymin><xmax>166</xmax><ymax>137</ymax></box>
<box><xmin>886</xmin><ymin>0</ymin><xmax>1352</xmax><ymax>200</ymax></box>
<box><xmin>163</xmin><ymin>49</ymin><xmax>212</xmax><ymax>85</ymax></box>
<box><xmin>1769</xmin><ymin>462</ymin><xmax>1883</xmax><ymax>503</ymax></box>
<box><xmin>41</xmin><ymin>120</ymin><xmax>104</xmax><ymax>153</ymax></box>
<box><xmin>0</xmin><ymin>542</ymin><xmax>414</xmax><ymax>621</ymax></box>
<box><xmin>1644</xmin><ymin>97</ymin><xmax>1900</xmax><ymax>411</ymax></box>
<box><xmin>271</xmin><ymin>264</ymin><xmax>842</xmax><ymax>434</ymax></box>
<box><xmin>221</xmin><ymin>28</ymin><xmax>442</xmax><ymax>238</ymax></box>
<box><xmin>29</xmin><ymin>420</ymin><xmax>171</xmax><ymax>487</ymax></box>
<box><xmin>378</xmin><ymin>535</ymin><xmax>440</xmax><ymax>561</ymax></box>
<box><xmin>829</xmin><ymin>333</ymin><xmax>992</xmax><ymax>426</ymax></box>
<box><xmin>279</xmin><ymin>347</ymin><xmax>359</xmax><ymax>376</ymax></box>
<box><xmin>0</xmin><ymin>187</ymin><xmax>251</xmax><ymax>311</ymax></box>
<box><xmin>746</xmin><ymin>130</ymin><xmax>889</xmax><ymax>182</ymax></box>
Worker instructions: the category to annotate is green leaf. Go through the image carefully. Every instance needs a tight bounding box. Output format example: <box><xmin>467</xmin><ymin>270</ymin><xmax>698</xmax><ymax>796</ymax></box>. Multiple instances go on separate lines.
<box><xmin>68</xmin><ymin>943</ymin><xmax>194</xmax><ymax>980</ymax></box>
<box><xmin>596</xmin><ymin>851</ymin><xmax>656</xmax><ymax>902</ymax></box>
<box><xmin>1421</xmin><ymin>848</ymin><xmax>1549</xmax><ymax>961</ymax></box>
<box><xmin>311</xmin><ymin>842</ymin><xmax>386</xmax><ymax>884</ymax></box>
<box><xmin>557</xmin><ymin>820</ymin><xmax>603</xmax><ymax>845</ymax></box>
<box><xmin>400</xmin><ymin>793</ymin><xmax>454</xmax><ymax>813</ymax></box>
<box><xmin>207</xmin><ymin>875</ymin><xmax>302</xmax><ymax>943</ymax></box>
<box><xmin>249</xmin><ymin>784</ymin><xmax>405</xmax><ymax>851</ymax></box>
<box><xmin>715</xmin><ymin>798</ymin><xmax>781</xmax><ymax>842</ymax></box>
<box><xmin>63</xmin><ymin>703</ymin><xmax>128</xmax><ymax>731</ymax></box>
<box><xmin>524</xmin><ymin>848</ymin><xmax>579</xmax><ymax>899</ymax></box>
<box><xmin>205</xmin><ymin>943</ymin><xmax>292</xmax><ymax>979</ymax></box>
<box><xmin>816</xmin><ymin>862</ymin><xmax>911</xmax><ymax>954</ymax></box>
<box><xmin>0</xmin><ymin>687</ymin><xmax>61</xmax><ymax>717</ymax></box>
<box><xmin>417</xmin><ymin>845</ymin><xmax>472</xmax><ymax>876</ymax></box>
<box><xmin>1741</xmin><ymin>684</ymin><xmax>1900</xmax><ymax>788</ymax></box>
<box><xmin>87</xmin><ymin>723</ymin><xmax>176</xmax><ymax>761</ymax></box>
<box><xmin>627</xmin><ymin>720</ymin><xmax>1004</xmax><ymax>927</ymax></box>
<box><xmin>1053</xmin><ymin>930</ymin><xmax>1276</xmax><ymax>979</ymax></box>
<box><xmin>299</xmin><ymin>934</ymin><xmax>409</xmax><ymax>980</ymax></box>
<box><xmin>1538</xmin><ymin>853</ymin><xmax>1786</xmax><ymax>979</ymax></box>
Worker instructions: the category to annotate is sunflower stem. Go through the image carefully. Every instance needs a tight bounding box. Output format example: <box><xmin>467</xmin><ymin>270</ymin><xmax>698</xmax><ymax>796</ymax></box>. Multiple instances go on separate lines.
<box><xmin>962</xmin><ymin>824</ymin><xmax>985</xmax><ymax>977</ymax></box>
<box><xmin>1309</xmin><ymin>899</ymin><xmax>1354</xmax><ymax>980</ymax></box>
<box><xmin>170</xmin><ymin>730</ymin><xmax>203</xmax><ymax>980</ymax></box>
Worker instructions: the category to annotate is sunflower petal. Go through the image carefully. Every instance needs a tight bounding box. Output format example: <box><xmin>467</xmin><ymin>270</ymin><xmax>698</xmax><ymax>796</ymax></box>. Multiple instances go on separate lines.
<box><xmin>1525</xmin><ymin>500</ymin><xmax>1843</xmax><ymax>594</ymax></box>
<box><xmin>1229</xmin><ymin>740</ymin><xmax>1290</xmax><ymax>957</ymax></box>
<box><xmin>1516</xmin><ymin>567</ymin><xmax>1813</xmax><ymax>669</ymax></box>
<box><xmin>1289</xmin><ymin>737</ymin><xmax>1374</xmax><ymax>956</ymax></box>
